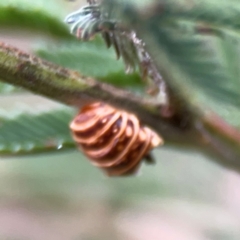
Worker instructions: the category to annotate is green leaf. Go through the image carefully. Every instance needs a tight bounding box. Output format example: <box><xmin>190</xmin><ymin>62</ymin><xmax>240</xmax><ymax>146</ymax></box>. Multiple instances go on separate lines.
<box><xmin>160</xmin><ymin>0</ymin><xmax>240</xmax><ymax>34</ymax></box>
<box><xmin>153</xmin><ymin>23</ymin><xmax>240</xmax><ymax>127</ymax></box>
<box><xmin>106</xmin><ymin>0</ymin><xmax>240</xmax><ymax>127</ymax></box>
<box><xmin>0</xmin><ymin>106</ymin><xmax>76</xmax><ymax>155</ymax></box>
<box><xmin>0</xmin><ymin>0</ymin><xmax>71</xmax><ymax>38</ymax></box>
<box><xmin>35</xmin><ymin>37</ymin><xmax>144</xmax><ymax>88</ymax></box>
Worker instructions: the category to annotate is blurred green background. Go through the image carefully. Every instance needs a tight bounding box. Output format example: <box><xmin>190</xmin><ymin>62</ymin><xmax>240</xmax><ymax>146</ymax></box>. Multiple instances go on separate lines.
<box><xmin>0</xmin><ymin>0</ymin><xmax>240</xmax><ymax>239</ymax></box>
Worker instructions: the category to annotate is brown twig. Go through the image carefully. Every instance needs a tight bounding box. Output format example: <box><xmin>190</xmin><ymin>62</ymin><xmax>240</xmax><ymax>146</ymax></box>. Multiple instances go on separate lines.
<box><xmin>0</xmin><ymin>41</ymin><xmax>194</xmax><ymax>143</ymax></box>
<box><xmin>1</xmin><ymin>41</ymin><xmax>240</xmax><ymax>173</ymax></box>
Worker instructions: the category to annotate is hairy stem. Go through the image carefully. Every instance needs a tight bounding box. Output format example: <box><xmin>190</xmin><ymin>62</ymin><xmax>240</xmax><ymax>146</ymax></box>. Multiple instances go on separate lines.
<box><xmin>1</xmin><ymin>41</ymin><xmax>240</xmax><ymax>173</ymax></box>
<box><xmin>0</xmin><ymin>42</ymin><xmax>193</xmax><ymax>143</ymax></box>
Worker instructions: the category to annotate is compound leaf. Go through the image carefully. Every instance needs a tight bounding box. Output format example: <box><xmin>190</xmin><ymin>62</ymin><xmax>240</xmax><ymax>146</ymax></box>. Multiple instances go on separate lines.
<box><xmin>0</xmin><ymin>106</ymin><xmax>75</xmax><ymax>155</ymax></box>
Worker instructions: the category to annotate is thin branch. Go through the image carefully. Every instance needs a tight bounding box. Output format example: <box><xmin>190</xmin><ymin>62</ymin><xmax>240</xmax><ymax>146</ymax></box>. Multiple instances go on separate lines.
<box><xmin>1</xmin><ymin>41</ymin><xmax>240</xmax><ymax>173</ymax></box>
<box><xmin>0</xmin><ymin>42</ymin><xmax>192</xmax><ymax>143</ymax></box>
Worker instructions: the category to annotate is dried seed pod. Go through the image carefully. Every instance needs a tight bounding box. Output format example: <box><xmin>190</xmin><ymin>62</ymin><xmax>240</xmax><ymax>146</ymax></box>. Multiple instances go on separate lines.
<box><xmin>70</xmin><ymin>102</ymin><xmax>163</xmax><ymax>176</ymax></box>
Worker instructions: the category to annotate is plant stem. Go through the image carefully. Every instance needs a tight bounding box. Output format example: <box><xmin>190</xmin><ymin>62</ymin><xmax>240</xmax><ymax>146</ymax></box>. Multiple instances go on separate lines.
<box><xmin>1</xmin><ymin>41</ymin><xmax>240</xmax><ymax>173</ymax></box>
<box><xmin>0</xmin><ymin>42</ymin><xmax>193</xmax><ymax>142</ymax></box>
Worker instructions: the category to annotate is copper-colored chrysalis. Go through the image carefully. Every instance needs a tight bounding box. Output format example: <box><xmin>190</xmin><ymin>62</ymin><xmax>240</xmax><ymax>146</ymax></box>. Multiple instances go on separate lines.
<box><xmin>70</xmin><ymin>102</ymin><xmax>163</xmax><ymax>176</ymax></box>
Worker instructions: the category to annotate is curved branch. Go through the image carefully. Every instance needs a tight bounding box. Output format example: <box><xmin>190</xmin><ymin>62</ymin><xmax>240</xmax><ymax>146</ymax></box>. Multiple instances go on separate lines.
<box><xmin>1</xmin><ymin>41</ymin><xmax>240</xmax><ymax>173</ymax></box>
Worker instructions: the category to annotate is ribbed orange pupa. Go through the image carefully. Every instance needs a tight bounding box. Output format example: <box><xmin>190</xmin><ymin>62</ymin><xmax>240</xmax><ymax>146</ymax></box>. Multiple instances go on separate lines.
<box><xmin>70</xmin><ymin>102</ymin><xmax>163</xmax><ymax>176</ymax></box>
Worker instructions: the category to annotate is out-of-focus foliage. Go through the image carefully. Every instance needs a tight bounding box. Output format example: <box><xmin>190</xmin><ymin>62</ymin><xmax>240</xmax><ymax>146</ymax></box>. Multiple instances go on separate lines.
<box><xmin>36</xmin><ymin>38</ymin><xmax>143</xmax><ymax>88</ymax></box>
<box><xmin>102</xmin><ymin>0</ymin><xmax>240</xmax><ymax>127</ymax></box>
<box><xmin>1</xmin><ymin>0</ymin><xmax>240</xmax><ymax>240</ymax></box>
<box><xmin>0</xmin><ymin>148</ymin><xmax>239</xmax><ymax>239</ymax></box>
<box><xmin>0</xmin><ymin>106</ymin><xmax>75</xmax><ymax>154</ymax></box>
<box><xmin>0</xmin><ymin>0</ymin><xmax>70</xmax><ymax>37</ymax></box>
